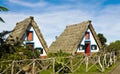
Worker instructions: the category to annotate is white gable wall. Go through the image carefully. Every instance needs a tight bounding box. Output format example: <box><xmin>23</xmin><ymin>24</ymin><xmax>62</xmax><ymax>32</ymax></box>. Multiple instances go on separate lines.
<box><xmin>77</xmin><ymin>28</ymin><xmax>99</xmax><ymax>53</ymax></box>
<box><xmin>23</xmin><ymin>27</ymin><xmax>47</xmax><ymax>56</ymax></box>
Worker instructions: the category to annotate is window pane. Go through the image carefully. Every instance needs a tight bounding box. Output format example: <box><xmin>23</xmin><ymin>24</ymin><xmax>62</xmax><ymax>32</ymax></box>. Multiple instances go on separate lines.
<box><xmin>41</xmin><ymin>49</ymin><xmax>43</xmax><ymax>54</ymax></box>
<box><xmin>79</xmin><ymin>45</ymin><xmax>84</xmax><ymax>50</ymax></box>
<box><xmin>91</xmin><ymin>45</ymin><xmax>97</xmax><ymax>50</ymax></box>
<box><xmin>36</xmin><ymin>48</ymin><xmax>43</xmax><ymax>54</ymax></box>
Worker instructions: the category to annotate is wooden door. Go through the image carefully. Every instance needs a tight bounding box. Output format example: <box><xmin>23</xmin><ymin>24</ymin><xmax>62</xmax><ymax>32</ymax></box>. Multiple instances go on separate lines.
<box><xmin>85</xmin><ymin>41</ymin><xmax>90</xmax><ymax>56</ymax></box>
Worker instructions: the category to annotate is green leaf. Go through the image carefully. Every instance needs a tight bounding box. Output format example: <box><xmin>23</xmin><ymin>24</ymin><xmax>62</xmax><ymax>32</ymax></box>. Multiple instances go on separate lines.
<box><xmin>0</xmin><ymin>17</ymin><xmax>5</xmax><ymax>23</ymax></box>
<box><xmin>0</xmin><ymin>6</ymin><xmax>9</xmax><ymax>11</ymax></box>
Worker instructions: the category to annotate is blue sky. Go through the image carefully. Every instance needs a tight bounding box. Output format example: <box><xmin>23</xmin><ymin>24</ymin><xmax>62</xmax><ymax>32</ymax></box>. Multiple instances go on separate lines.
<box><xmin>0</xmin><ymin>0</ymin><xmax>120</xmax><ymax>46</ymax></box>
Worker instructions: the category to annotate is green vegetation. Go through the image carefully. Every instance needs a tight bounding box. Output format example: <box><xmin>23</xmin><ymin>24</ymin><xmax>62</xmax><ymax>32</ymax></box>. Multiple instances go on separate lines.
<box><xmin>107</xmin><ymin>40</ymin><xmax>120</xmax><ymax>52</ymax></box>
<box><xmin>39</xmin><ymin>62</ymin><xmax>116</xmax><ymax>74</ymax></box>
<box><xmin>98</xmin><ymin>33</ymin><xmax>107</xmax><ymax>46</ymax></box>
<box><xmin>48</xmin><ymin>50</ymin><xmax>71</xmax><ymax>74</ymax></box>
<box><xmin>40</xmin><ymin>70</ymin><xmax>51</xmax><ymax>74</ymax></box>
<box><xmin>47</xmin><ymin>50</ymin><xmax>116</xmax><ymax>74</ymax></box>
<box><xmin>40</xmin><ymin>65</ymin><xmax>117</xmax><ymax>74</ymax></box>
<box><xmin>0</xmin><ymin>39</ymin><xmax>40</xmax><ymax>73</ymax></box>
<box><xmin>107</xmin><ymin>40</ymin><xmax>120</xmax><ymax>59</ymax></box>
<box><xmin>74</xmin><ymin>64</ymin><xmax>116</xmax><ymax>74</ymax></box>
<box><xmin>0</xmin><ymin>7</ymin><xmax>119</xmax><ymax>73</ymax></box>
<box><xmin>0</xmin><ymin>43</ymin><xmax>40</xmax><ymax>61</ymax></box>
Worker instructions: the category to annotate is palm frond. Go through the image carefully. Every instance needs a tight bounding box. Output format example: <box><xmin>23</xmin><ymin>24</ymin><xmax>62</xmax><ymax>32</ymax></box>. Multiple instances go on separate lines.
<box><xmin>0</xmin><ymin>17</ymin><xmax>5</xmax><ymax>23</ymax></box>
<box><xmin>0</xmin><ymin>6</ymin><xmax>9</xmax><ymax>11</ymax></box>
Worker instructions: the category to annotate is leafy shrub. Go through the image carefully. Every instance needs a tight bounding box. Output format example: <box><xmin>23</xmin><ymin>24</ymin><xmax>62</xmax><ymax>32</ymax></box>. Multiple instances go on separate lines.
<box><xmin>48</xmin><ymin>50</ymin><xmax>71</xmax><ymax>73</ymax></box>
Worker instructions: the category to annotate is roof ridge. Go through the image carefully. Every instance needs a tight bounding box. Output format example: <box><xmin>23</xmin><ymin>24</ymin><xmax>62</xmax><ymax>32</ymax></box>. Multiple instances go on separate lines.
<box><xmin>15</xmin><ymin>16</ymin><xmax>33</xmax><ymax>26</ymax></box>
<box><xmin>66</xmin><ymin>20</ymin><xmax>91</xmax><ymax>28</ymax></box>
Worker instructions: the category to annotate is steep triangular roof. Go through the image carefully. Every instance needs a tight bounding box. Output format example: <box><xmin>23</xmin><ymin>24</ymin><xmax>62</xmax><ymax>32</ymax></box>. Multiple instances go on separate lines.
<box><xmin>49</xmin><ymin>20</ymin><xmax>102</xmax><ymax>55</ymax></box>
<box><xmin>6</xmin><ymin>16</ymin><xmax>48</xmax><ymax>53</ymax></box>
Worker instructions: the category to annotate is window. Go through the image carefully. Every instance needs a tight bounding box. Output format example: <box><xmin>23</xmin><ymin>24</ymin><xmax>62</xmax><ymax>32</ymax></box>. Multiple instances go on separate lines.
<box><xmin>85</xmin><ymin>32</ymin><xmax>90</xmax><ymax>40</ymax></box>
<box><xmin>79</xmin><ymin>44</ymin><xmax>84</xmax><ymax>50</ymax></box>
<box><xmin>35</xmin><ymin>48</ymin><xmax>43</xmax><ymax>54</ymax></box>
<box><xmin>27</xmin><ymin>31</ymin><xmax>33</xmax><ymax>41</ymax></box>
<box><xmin>91</xmin><ymin>45</ymin><xmax>97</xmax><ymax>50</ymax></box>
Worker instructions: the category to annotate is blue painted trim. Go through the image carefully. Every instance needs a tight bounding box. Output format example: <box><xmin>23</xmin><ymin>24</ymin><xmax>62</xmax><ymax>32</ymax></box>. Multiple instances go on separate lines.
<box><xmin>26</xmin><ymin>42</ymin><xmax>35</xmax><ymax>48</ymax></box>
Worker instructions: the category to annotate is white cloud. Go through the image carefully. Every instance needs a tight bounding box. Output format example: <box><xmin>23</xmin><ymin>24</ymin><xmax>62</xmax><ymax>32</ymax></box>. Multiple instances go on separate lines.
<box><xmin>1</xmin><ymin>0</ymin><xmax>120</xmax><ymax>46</ymax></box>
<box><xmin>0</xmin><ymin>9</ymin><xmax>92</xmax><ymax>46</ymax></box>
<box><xmin>9</xmin><ymin>0</ymin><xmax>48</xmax><ymax>7</ymax></box>
<box><xmin>92</xmin><ymin>4</ymin><xmax>120</xmax><ymax>43</ymax></box>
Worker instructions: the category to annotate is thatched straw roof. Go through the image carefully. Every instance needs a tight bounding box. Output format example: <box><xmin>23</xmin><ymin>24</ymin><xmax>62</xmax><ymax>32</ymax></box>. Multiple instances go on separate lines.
<box><xmin>49</xmin><ymin>20</ymin><xmax>102</xmax><ymax>55</ymax></box>
<box><xmin>6</xmin><ymin>16</ymin><xmax>48</xmax><ymax>52</ymax></box>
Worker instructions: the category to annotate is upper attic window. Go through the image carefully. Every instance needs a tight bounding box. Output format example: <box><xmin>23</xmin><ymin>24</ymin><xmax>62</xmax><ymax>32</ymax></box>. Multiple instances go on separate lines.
<box><xmin>85</xmin><ymin>32</ymin><xmax>90</xmax><ymax>40</ymax></box>
<box><xmin>27</xmin><ymin>31</ymin><xmax>33</xmax><ymax>41</ymax></box>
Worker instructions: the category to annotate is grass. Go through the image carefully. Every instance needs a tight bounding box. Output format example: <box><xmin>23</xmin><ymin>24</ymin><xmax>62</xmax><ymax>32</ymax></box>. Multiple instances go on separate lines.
<box><xmin>40</xmin><ymin>70</ymin><xmax>52</xmax><ymax>74</ymax></box>
<box><xmin>40</xmin><ymin>55</ymin><xmax>120</xmax><ymax>74</ymax></box>
<box><xmin>39</xmin><ymin>63</ymin><xmax>117</xmax><ymax>74</ymax></box>
<box><xmin>68</xmin><ymin>63</ymin><xmax>117</xmax><ymax>74</ymax></box>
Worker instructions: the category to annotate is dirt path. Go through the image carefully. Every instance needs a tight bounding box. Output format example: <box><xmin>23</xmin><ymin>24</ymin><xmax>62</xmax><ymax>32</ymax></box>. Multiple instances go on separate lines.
<box><xmin>109</xmin><ymin>62</ymin><xmax>120</xmax><ymax>74</ymax></box>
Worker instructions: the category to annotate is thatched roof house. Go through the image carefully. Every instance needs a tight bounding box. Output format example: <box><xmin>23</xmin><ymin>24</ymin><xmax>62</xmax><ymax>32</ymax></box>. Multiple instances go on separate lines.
<box><xmin>6</xmin><ymin>16</ymin><xmax>48</xmax><ymax>57</ymax></box>
<box><xmin>49</xmin><ymin>20</ymin><xmax>102</xmax><ymax>55</ymax></box>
